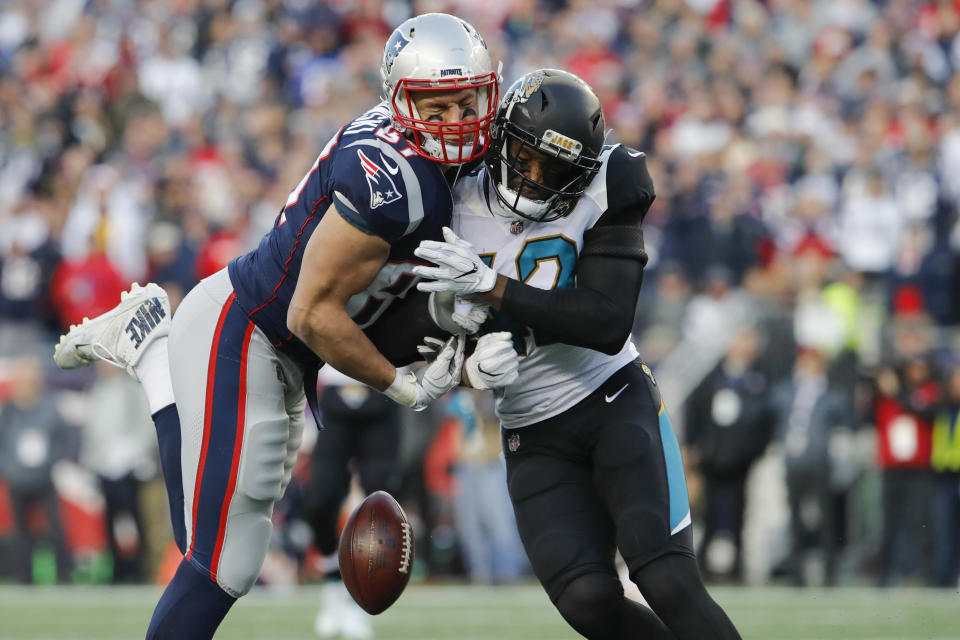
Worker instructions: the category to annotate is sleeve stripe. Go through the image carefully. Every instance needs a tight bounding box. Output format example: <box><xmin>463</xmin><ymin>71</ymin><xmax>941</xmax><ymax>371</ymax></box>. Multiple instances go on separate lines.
<box><xmin>332</xmin><ymin>191</ymin><xmax>376</xmax><ymax>235</ymax></box>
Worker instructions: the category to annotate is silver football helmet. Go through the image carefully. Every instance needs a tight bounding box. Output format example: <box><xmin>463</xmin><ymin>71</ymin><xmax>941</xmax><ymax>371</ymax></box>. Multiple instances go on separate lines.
<box><xmin>380</xmin><ymin>13</ymin><xmax>499</xmax><ymax>164</ymax></box>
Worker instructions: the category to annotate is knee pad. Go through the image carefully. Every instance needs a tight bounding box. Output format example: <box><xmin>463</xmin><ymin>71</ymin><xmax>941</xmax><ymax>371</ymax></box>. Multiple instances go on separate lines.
<box><xmin>212</xmin><ymin>494</ymin><xmax>274</xmax><ymax>597</ymax></box>
<box><xmin>554</xmin><ymin>572</ymin><xmax>625</xmax><ymax>639</ymax></box>
<box><xmin>216</xmin><ymin>414</ymin><xmax>295</xmax><ymax>597</ymax></box>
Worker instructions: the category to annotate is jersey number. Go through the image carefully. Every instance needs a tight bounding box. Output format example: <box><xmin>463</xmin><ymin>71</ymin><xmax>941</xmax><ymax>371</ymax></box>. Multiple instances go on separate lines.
<box><xmin>515</xmin><ymin>235</ymin><xmax>578</xmax><ymax>289</ymax></box>
<box><xmin>481</xmin><ymin>235</ymin><xmax>578</xmax><ymax>354</ymax></box>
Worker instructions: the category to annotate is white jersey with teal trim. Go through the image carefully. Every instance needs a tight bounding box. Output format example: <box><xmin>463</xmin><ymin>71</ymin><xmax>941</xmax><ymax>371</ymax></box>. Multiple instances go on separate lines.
<box><xmin>450</xmin><ymin>146</ymin><xmax>639</xmax><ymax>429</ymax></box>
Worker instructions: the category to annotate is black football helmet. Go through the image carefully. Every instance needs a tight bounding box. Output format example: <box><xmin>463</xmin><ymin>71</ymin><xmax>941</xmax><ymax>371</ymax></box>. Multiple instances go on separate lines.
<box><xmin>485</xmin><ymin>69</ymin><xmax>605</xmax><ymax>222</ymax></box>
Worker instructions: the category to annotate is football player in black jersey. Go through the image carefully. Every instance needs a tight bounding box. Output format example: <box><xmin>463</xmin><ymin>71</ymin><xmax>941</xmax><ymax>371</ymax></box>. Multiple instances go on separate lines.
<box><xmin>414</xmin><ymin>70</ymin><xmax>742</xmax><ymax>639</ymax></box>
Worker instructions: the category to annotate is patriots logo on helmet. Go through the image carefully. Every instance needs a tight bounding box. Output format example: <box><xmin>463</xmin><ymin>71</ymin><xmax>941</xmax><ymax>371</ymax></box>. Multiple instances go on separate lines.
<box><xmin>357</xmin><ymin>149</ymin><xmax>403</xmax><ymax>209</ymax></box>
<box><xmin>383</xmin><ymin>31</ymin><xmax>411</xmax><ymax>76</ymax></box>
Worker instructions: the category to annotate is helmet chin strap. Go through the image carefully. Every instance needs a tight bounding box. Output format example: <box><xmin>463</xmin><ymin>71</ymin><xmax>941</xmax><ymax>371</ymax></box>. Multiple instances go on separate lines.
<box><xmin>421</xmin><ymin>136</ymin><xmax>470</xmax><ymax>162</ymax></box>
<box><xmin>420</xmin><ymin>125</ymin><xmax>485</xmax><ymax>163</ymax></box>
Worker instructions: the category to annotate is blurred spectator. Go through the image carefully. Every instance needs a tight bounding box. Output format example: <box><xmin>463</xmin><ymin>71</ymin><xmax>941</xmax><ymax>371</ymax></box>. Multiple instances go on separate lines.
<box><xmin>837</xmin><ymin>168</ymin><xmax>903</xmax><ymax>278</ymax></box>
<box><xmin>60</xmin><ymin>163</ymin><xmax>151</xmax><ymax>283</ymax></box>
<box><xmin>49</xmin><ymin>251</ymin><xmax>126</xmax><ymax>329</ymax></box>
<box><xmin>770</xmin><ymin>346</ymin><xmax>850</xmax><ymax>586</ymax></box>
<box><xmin>79</xmin><ymin>361</ymin><xmax>157</xmax><ymax>584</ymax></box>
<box><xmin>634</xmin><ymin>261</ymin><xmax>692</xmax><ymax>365</ymax></box>
<box><xmin>447</xmin><ymin>390</ymin><xmax>527</xmax><ymax>585</ymax></box>
<box><xmin>682</xmin><ymin>264</ymin><xmax>757</xmax><ymax>350</ymax></box>
<box><xmin>873</xmin><ymin>322</ymin><xmax>939</xmax><ymax>586</ymax></box>
<box><xmin>929</xmin><ymin>364</ymin><xmax>960</xmax><ymax>587</ymax></box>
<box><xmin>0</xmin><ymin>354</ymin><xmax>73</xmax><ymax>584</ymax></box>
<box><xmin>138</xmin><ymin>25</ymin><xmax>204</xmax><ymax>131</ymax></box>
<box><xmin>685</xmin><ymin>326</ymin><xmax>773</xmax><ymax>581</ymax></box>
<box><xmin>0</xmin><ymin>183</ymin><xmax>61</xmax><ymax>348</ymax></box>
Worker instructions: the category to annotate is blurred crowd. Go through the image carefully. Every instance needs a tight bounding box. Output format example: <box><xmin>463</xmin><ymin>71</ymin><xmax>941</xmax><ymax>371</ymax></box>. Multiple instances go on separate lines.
<box><xmin>0</xmin><ymin>0</ymin><xmax>959</xmax><ymax>590</ymax></box>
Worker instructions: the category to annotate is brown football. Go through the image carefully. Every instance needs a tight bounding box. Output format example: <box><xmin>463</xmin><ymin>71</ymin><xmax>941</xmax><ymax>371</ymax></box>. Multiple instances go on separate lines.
<box><xmin>337</xmin><ymin>490</ymin><xmax>414</xmax><ymax>615</ymax></box>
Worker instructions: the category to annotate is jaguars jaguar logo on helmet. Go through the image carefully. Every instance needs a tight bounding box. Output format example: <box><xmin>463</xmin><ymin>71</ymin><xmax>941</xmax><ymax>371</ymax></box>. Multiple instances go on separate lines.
<box><xmin>516</xmin><ymin>70</ymin><xmax>546</xmax><ymax>104</ymax></box>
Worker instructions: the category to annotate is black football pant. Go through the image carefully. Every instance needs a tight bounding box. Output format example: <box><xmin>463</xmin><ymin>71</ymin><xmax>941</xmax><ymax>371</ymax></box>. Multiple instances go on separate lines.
<box><xmin>8</xmin><ymin>485</ymin><xmax>73</xmax><ymax>584</ymax></box>
<box><xmin>503</xmin><ymin>360</ymin><xmax>741</xmax><ymax>639</ymax></box>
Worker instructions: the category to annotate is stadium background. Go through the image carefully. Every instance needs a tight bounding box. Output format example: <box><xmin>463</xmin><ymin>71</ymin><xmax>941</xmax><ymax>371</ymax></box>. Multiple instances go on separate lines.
<box><xmin>0</xmin><ymin>0</ymin><xmax>958</xmax><ymax>638</ymax></box>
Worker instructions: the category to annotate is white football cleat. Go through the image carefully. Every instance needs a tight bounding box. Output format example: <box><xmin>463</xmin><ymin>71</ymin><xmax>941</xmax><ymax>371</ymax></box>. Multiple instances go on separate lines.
<box><xmin>339</xmin><ymin>595</ymin><xmax>373</xmax><ymax>640</ymax></box>
<box><xmin>53</xmin><ymin>282</ymin><xmax>170</xmax><ymax>377</ymax></box>
<box><xmin>314</xmin><ymin>581</ymin><xmax>343</xmax><ymax>638</ymax></box>
<box><xmin>314</xmin><ymin>580</ymin><xmax>373</xmax><ymax>639</ymax></box>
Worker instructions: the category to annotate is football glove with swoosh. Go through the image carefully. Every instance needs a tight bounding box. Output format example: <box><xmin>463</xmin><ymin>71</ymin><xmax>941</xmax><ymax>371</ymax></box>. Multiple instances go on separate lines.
<box><xmin>413</xmin><ymin>227</ymin><xmax>498</xmax><ymax>295</ymax></box>
<box><xmin>464</xmin><ymin>332</ymin><xmax>520</xmax><ymax>390</ymax></box>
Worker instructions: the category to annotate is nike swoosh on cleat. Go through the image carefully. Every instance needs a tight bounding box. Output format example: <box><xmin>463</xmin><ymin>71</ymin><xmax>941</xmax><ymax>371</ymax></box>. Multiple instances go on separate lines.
<box><xmin>454</xmin><ymin>265</ymin><xmax>478</xmax><ymax>279</ymax></box>
<box><xmin>604</xmin><ymin>384</ymin><xmax>629</xmax><ymax>403</ymax></box>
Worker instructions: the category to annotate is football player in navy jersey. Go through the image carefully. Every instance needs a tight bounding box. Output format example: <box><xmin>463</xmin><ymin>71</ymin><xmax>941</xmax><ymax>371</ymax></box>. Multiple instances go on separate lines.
<box><xmin>52</xmin><ymin>14</ymin><xmax>520</xmax><ymax>640</ymax></box>
<box><xmin>413</xmin><ymin>70</ymin><xmax>742</xmax><ymax>639</ymax></box>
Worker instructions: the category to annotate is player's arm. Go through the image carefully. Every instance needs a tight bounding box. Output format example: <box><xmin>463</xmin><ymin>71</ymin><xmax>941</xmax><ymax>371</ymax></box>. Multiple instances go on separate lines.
<box><xmin>289</xmin><ymin>205</ymin><xmax>465</xmax><ymax>409</ymax></box>
<box><xmin>487</xmin><ymin>222</ymin><xmax>646</xmax><ymax>355</ymax></box>
<box><xmin>363</xmin><ymin>289</ymin><xmax>447</xmax><ymax>367</ymax></box>
<box><xmin>287</xmin><ymin>206</ymin><xmax>398</xmax><ymax>391</ymax></box>
<box><xmin>415</xmin><ymin>223</ymin><xmax>645</xmax><ymax>355</ymax></box>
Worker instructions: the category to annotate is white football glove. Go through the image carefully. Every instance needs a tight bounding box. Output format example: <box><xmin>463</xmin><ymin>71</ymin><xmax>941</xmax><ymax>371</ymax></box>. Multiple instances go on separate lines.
<box><xmin>464</xmin><ymin>332</ymin><xmax>520</xmax><ymax>390</ymax></box>
<box><xmin>413</xmin><ymin>227</ymin><xmax>498</xmax><ymax>295</ymax></box>
<box><xmin>428</xmin><ymin>291</ymin><xmax>489</xmax><ymax>335</ymax></box>
<box><xmin>384</xmin><ymin>334</ymin><xmax>465</xmax><ymax>411</ymax></box>
<box><xmin>415</xmin><ymin>336</ymin><xmax>446</xmax><ymax>362</ymax></box>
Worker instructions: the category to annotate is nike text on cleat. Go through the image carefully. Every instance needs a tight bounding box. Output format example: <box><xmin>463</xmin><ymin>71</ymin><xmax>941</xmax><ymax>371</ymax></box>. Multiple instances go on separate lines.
<box><xmin>53</xmin><ymin>282</ymin><xmax>171</xmax><ymax>377</ymax></box>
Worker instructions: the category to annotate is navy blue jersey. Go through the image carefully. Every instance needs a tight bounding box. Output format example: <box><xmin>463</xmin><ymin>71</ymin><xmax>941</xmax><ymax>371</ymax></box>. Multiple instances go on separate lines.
<box><xmin>228</xmin><ymin>103</ymin><xmax>453</xmax><ymax>365</ymax></box>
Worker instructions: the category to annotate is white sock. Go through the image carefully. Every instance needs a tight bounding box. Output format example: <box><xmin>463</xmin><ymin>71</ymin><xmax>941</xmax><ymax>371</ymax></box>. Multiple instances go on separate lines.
<box><xmin>134</xmin><ymin>337</ymin><xmax>176</xmax><ymax>414</ymax></box>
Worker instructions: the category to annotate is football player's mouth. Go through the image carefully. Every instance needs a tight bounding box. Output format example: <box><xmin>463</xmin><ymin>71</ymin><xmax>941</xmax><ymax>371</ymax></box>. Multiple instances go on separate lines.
<box><xmin>511</xmin><ymin>180</ymin><xmax>549</xmax><ymax>201</ymax></box>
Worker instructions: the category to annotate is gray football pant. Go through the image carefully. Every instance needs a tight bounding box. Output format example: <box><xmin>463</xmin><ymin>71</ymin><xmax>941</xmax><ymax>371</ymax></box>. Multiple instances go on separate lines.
<box><xmin>168</xmin><ymin>268</ymin><xmax>305</xmax><ymax>597</ymax></box>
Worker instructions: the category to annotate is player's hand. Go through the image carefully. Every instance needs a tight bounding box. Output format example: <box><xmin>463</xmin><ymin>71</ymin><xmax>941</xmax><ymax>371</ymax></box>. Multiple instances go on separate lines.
<box><xmin>465</xmin><ymin>332</ymin><xmax>520</xmax><ymax>390</ymax></box>
<box><xmin>385</xmin><ymin>335</ymin><xmax>465</xmax><ymax>410</ymax></box>
<box><xmin>415</xmin><ymin>336</ymin><xmax>445</xmax><ymax>362</ymax></box>
<box><xmin>428</xmin><ymin>291</ymin><xmax>489</xmax><ymax>335</ymax></box>
<box><xmin>413</xmin><ymin>227</ymin><xmax>498</xmax><ymax>295</ymax></box>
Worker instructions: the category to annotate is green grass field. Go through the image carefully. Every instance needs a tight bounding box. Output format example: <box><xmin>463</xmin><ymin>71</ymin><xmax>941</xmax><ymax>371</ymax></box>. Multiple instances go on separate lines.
<box><xmin>0</xmin><ymin>583</ymin><xmax>957</xmax><ymax>639</ymax></box>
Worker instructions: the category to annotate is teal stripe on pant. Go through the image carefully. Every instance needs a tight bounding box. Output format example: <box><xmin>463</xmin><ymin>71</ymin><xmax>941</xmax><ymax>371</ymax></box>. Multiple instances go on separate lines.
<box><xmin>658</xmin><ymin>407</ymin><xmax>691</xmax><ymax>532</ymax></box>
